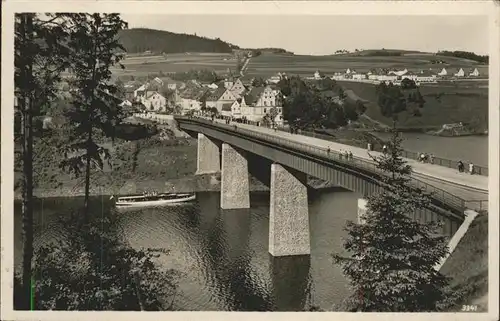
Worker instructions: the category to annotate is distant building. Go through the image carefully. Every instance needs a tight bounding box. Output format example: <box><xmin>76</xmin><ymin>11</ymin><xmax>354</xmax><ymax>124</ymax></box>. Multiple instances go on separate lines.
<box><xmin>153</xmin><ymin>77</ymin><xmax>164</xmax><ymax>86</ymax></box>
<box><xmin>352</xmin><ymin>73</ymin><xmax>366</xmax><ymax>80</ymax></box>
<box><xmin>216</xmin><ymin>88</ymin><xmax>239</xmax><ymax>112</ymax></box>
<box><xmin>314</xmin><ymin>70</ymin><xmax>324</xmax><ymax>80</ymax></box>
<box><xmin>400</xmin><ymin>71</ymin><xmax>418</xmax><ymax>81</ymax></box>
<box><xmin>142</xmin><ymin>92</ymin><xmax>166</xmax><ymax>112</ymax></box>
<box><xmin>416</xmin><ymin>70</ymin><xmax>437</xmax><ymax>83</ymax></box>
<box><xmin>230</xmin><ymin>78</ymin><xmax>247</xmax><ymax>96</ymax></box>
<box><xmin>454</xmin><ymin>68</ymin><xmax>465</xmax><ymax>77</ymax></box>
<box><xmin>469</xmin><ymin>68</ymin><xmax>480</xmax><ymax>77</ymax></box>
<box><xmin>437</xmin><ymin>68</ymin><xmax>448</xmax><ymax>76</ymax></box>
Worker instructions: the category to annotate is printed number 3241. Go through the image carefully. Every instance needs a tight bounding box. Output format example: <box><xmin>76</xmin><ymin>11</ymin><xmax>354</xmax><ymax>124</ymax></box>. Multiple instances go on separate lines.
<box><xmin>462</xmin><ymin>305</ymin><xmax>478</xmax><ymax>312</ymax></box>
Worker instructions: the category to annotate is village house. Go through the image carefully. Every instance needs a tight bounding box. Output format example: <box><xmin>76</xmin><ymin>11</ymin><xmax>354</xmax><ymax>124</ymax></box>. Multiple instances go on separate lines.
<box><xmin>314</xmin><ymin>70</ymin><xmax>325</xmax><ymax>80</ymax></box>
<box><xmin>223</xmin><ymin>78</ymin><xmax>235</xmax><ymax>89</ymax></box>
<box><xmin>230</xmin><ymin>78</ymin><xmax>247</xmax><ymax>96</ymax></box>
<box><xmin>400</xmin><ymin>71</ymin><xmax>418</xmax><ymax>81</ymax></box>
<box><xmin>216</xmin><ymin>87</ymin><xmax>239</xmax><ymax>112</ymax></box>
<box><xmin>153</xmin><ymin>77</ymin><xmax>164</xmax><ymax>86</ymax></box>
<box><xmin>178</xmin><ymin>87</ymin><xmax>208</xmax><ymax>112</ymax></box>
<box><xmin>133</xmin><ymin>84</ymin><xmax>148</xmax><ymax>101</ymax></box>
<box><xmin>415</xmin><ymin>70</ymin><xmax>437</xmax><ymax>83</ymax></box>
<box><xmin>267</xmin><ymin>72</ymin><xmax>286</xmax><ymax>84</ymax></box>
<box><xmin>454</xmin><ymin>68</ymin><xmax>466</xmax><ymax>77</ymax></box>
<box><xmin>141</xmin><ymin>91</ymin><xmax>167</xmax><ymax>112</ymax></box>
<box><xmin>331</xmin><ymin>72</ymin><xmax>345</xmax><ymax>81</ymax></box>
<box><xmin>255</xmin><ymin>85</ymin><xmax>283</xmax><ymax>107</ymax></box>
<box><xmin>352</xmin><ymin>72</ymin><xmax>366</xmax><ymax>80</ymax></box>
<box><xmin>238</xmin><ymin>86</ymin><xmax>284</xmax><ymax>124</ymax></box>
<box><xmin>437</xmin><ymin>68</ymin><xmax>448</xmax><ymax>76</ymax></box>
<box><xmin>205</xmin><ymin>87</ymin><xmax>225</xmax><ymax>109</ymax></box>
<box><xmin>220</xmin><ymin>102</ymin><xmax>234</xmax><ymax>118</ymax></box>
<box><xmin>469</xmin><ymin>68</ymin><xmax>480</xmax><ymax>77</ymax></box>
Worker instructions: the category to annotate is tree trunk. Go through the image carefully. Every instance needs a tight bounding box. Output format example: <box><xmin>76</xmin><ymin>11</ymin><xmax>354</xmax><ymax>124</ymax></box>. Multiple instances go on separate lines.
<box><xmin>83</xmin><ymin>128</ymin><xmax>92</xmax><ymax>215</ymax></box>
<box><xmin>20</xmin><ymin>14</ymin><xmax>34</xmax><ymax>311</ymax></box>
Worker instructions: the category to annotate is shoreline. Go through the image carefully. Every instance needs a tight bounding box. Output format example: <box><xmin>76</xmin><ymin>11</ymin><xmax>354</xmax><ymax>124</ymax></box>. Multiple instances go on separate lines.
<box><xmin>14</xmin><ymin>173</ymin><xmax>339</xmax><ymax>201</ymax></box>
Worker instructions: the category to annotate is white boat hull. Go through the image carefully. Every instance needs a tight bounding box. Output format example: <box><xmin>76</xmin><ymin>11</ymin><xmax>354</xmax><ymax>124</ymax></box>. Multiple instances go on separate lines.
<box><xmin>115</xmin><ymin>194</ymin><xmax>196</xmax><ymax>209</ymax></box>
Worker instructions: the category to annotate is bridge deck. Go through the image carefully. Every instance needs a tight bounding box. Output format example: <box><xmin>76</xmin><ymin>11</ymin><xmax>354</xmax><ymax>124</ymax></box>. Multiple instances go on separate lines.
<box><xmin>208</xmin><ymin>118</ymin><xmax>488</xmax><ymax>204</ymax></box>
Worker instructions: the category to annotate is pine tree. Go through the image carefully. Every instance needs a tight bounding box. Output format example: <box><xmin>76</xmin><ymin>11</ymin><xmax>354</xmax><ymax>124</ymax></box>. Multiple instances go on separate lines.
<box><xmin>14</xmin><ymin>13</ymin><xmax>70</xmax><ymax>309</ymax></box>
<box><xmin>333</xmin><ymin>127</ymin><xmax>450</xmax><ymax>312</ymax></box>
<box><xmin>60</xmin><ymin>14</ymin><xmax>128</xmax><ymax>215</ymax></box>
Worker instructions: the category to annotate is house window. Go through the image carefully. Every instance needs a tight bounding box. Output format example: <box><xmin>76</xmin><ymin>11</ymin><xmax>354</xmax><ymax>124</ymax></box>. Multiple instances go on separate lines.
<box><xmin>264</xmin><ymin>108</ymin><xmax>267</xmax><ymax>113</ymax></box>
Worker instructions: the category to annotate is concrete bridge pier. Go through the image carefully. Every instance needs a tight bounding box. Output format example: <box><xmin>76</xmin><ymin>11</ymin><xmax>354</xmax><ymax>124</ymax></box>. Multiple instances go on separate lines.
<box><xmin>196</xmin><ymin>133</ymin><xmax>221</xmax><ymax>175</ymax></box>
<box><xmin>221</xmin><ymin>143</ymin><xmax>250</xmax><ymax>209</ymax></box>
<box><xmin>357</xmin><ymin>198</ymin><xmax>368</xmax><ymax>225</ymax></box>
<box><xmin>269</xmin><ymin>163</ymin><xmax>310</xmax><ymax>257</ymax></box>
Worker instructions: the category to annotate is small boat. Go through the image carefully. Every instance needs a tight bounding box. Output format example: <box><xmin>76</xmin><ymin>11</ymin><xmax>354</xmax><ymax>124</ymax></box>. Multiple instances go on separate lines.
<box><xmin>111</xmin><ymin>192</ymin><xmax>196</xmax><ymax>209</ymax></box>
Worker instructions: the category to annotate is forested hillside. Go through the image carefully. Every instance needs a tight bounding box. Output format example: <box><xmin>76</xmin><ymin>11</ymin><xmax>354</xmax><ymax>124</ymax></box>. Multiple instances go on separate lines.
<box><xmin>118</xmin><ymin>28</ymin><xmax>240</xmax><ymax>54</ymax></box>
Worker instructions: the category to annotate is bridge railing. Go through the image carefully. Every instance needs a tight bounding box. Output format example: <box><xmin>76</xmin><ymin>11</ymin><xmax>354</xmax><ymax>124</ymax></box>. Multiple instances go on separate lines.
<box><xmin>177</xmin><ymin>116</ymin><xmax>470</xmax><ymax>213</ymax></box>
<box><xmin>231</xmin><ymin>118</ymin><xmax>488</xmax><ymax>177</ymax></box>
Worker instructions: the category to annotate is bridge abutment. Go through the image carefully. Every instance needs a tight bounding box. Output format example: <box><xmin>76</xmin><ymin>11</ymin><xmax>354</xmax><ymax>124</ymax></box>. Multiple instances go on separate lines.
<box><xmin>221</xmin><ymin>143</ymin><xmax>250</xmax><ymax>209</ymax></box>
<box><xmin>269</xmin><ymin>163</ymin><xmax>310</xmax><ymax>257</ymax></box>
<box><xmin>196</xmin><ymin>133</ymin><xmax>221</xmax><ymax>175</ymax></box>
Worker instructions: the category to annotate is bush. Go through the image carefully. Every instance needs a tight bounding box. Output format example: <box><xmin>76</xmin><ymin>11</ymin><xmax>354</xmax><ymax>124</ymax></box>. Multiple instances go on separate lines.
<box><xmin>14</xmin><ymin>208</ymin><xmax>178</xmax><ymax>310</ymax></box>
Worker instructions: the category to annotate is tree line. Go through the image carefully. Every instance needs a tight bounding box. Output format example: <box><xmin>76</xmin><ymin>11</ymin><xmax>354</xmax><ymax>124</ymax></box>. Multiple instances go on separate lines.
<box><xmin>118</xmin><ymin>28</ymin><xmax>237</xmax><ymax>54</ymax></box>
<box><xmin>278</xmin><ymin>76</ymin><xmax>366</xmax><ymax>131</ymax></box>
<box><xmin>437</xmin><ymin>50</ymin><xmax>489</xmax><ymax>64</ymax></box>
<box><xmin>15</xmin><ymin>13</ymin><xmax>176</xmax><ymax>311</ymax></box>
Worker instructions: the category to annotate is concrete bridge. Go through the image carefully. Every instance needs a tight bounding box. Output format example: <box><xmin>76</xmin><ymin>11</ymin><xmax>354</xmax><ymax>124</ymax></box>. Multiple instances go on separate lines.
<box><xmin>174</xmin><ymin>116</ymin><xmax>488</xmax><ymax>257</ymax></box>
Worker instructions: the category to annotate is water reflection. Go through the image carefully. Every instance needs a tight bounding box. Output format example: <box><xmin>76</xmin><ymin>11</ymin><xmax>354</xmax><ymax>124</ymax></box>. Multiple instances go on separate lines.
<box><xmin>14</xmin><ymin>190</ymin><xmax>364</xmax><ymax>311</ymax></box>
<box><xmin>270</xmin><ymin>255</ymin><xmax>311</xmax><ymax>311</ymax></box>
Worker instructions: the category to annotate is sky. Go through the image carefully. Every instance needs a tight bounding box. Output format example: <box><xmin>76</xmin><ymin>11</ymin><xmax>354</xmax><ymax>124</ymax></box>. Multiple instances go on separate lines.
<box><xmin>120</xmin><ymin>14</ymin><xmax>489</xmax><ymax>56</ymax></box>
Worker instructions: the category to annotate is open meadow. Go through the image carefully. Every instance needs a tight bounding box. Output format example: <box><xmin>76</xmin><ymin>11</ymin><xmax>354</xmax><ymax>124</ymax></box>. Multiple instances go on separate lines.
<box><xmin>111</xmin><ymin>52</ymin><xmax>236</xmax><ymax>77</ymax></box>
<box><xmin>338</xmin><ymin>80</ymin><xmax>488</xmax><ymax>131</ymax></box>
<box><xmin>245</xmin><ymin>52</ymin><xmax>489</xmax><ymax>78</ymax></box>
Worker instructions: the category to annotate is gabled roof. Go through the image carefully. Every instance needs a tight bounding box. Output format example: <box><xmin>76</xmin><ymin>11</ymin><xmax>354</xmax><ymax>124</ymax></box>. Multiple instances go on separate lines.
<box><xmin>179</xmin><ymin>87</ymin><xmax>208</xmax><ymax>100</ymax></box>
<box><xmin>207</xmin><ymin>87</ymin><xmax>227</xmax><ymax>101</ymax></box>
<box><xmin>244</xmin><ymin>87</ymin><xmax>266</xmax><ymax>106</ymax></box>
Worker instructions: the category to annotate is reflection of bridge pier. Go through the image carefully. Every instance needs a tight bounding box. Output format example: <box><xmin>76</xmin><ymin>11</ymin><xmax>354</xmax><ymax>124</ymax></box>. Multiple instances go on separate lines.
<box><xmin>270</xmin><ymin>255</ymin><xmax>311</xmax><ymax>311</ymax></box>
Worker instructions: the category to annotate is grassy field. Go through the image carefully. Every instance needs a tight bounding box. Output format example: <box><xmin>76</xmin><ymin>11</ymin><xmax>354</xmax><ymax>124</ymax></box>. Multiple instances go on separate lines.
<box><xmin>245</xmin><ymin>52</ymin><xmax>488</xmax><ymax>78</ymax></box>
<box><xmin>335</xmin><ymin>80</ymin><xmax>488</xmax><ymax>131</ymax></box>
<box><xmin>111</xmin><ymin>53</ymin><xmax>236</xmax><ymax>77</ymax></box>
<box><xmin>441</xmin><ymin>213</ymin><xmax>488</xmax><ymax>312</ymax></box>
<box><xmin>15</xmin><ymin>127</ymin><xmax>198</xmax><ymax>199</ymax></box>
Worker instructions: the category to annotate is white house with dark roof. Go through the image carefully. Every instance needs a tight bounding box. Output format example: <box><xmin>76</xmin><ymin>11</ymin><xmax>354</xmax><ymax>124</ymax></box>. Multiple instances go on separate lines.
<box><xmin>401</xmin><ymin>71</ymin><xmax>418</xmax><ymax>81</ymax></box>
<box><xmin>141</xmin><ymin>91</ymin><xmax>166</xmax><ymax>112</ymax></box>
<box><xmin>416</xmin><ymin>70</ymin><xmax>437</xmax><ymax>83</ymax></box>
<box><xmin>437</xmin><ymin>68</ymin><xmax>448</xmax><ymax>76</ymax></box>
<box><xmin>469</xmin><ymin>68</ymin><xmax>480</xmax><ymax>77</ymax></box>
<box><xmin>454</xmin><ymin>68</ymin><xmax>465</xmax><ymax>77</ymax></box>
<box><xmin>216</xmin><ymin>88</ymin><xmax>239</xmax><ymax>112</ymax></box>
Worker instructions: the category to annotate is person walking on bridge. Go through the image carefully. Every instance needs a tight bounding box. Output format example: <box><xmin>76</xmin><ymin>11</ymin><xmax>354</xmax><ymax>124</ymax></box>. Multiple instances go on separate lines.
<box><xmin>457</xmin><ymin>160</ymin><xmax>464</xmax><ymax>173</ymax></box>
<box><xmin>469</xmin><ymin>162</ymin><xmax>475</xmax><ymax>175</ymax></box>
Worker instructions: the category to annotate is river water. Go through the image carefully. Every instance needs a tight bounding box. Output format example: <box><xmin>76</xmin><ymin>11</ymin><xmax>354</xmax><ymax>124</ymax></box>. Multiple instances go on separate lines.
<box><xmin>374</xmin><ymin>133</ymin><xmax>488</xmax><ymax>167</ymax></box>
<box><xmin>14</xmin><ymin>189</ymin><xmax>366</xmax><ymax>311</ymax></box>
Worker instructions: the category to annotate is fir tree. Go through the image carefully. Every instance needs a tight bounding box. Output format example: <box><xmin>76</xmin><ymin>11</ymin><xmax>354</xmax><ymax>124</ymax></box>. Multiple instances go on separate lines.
<box><xmin>333</xmin><ymin>128</ymin><xmax>450</xmax><ymax>312</ymax></box>
<box><xmin>60</xmin><ymin>13</ymin><xmax>128</xmax><ymax>215</ymax></box>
